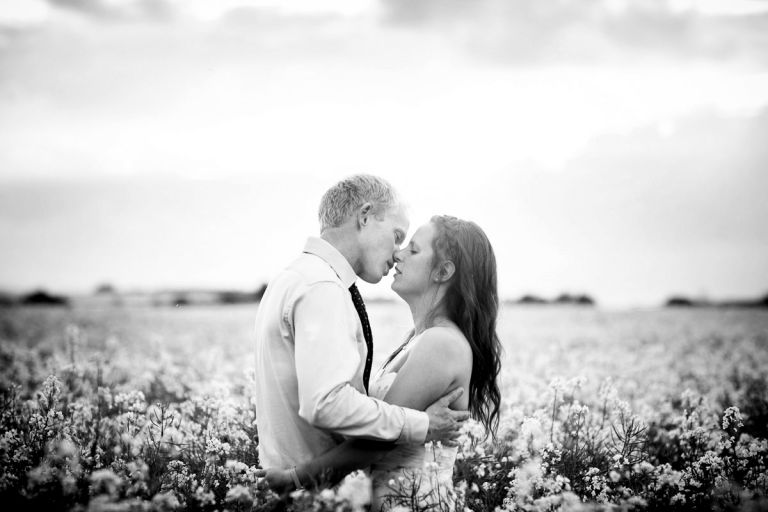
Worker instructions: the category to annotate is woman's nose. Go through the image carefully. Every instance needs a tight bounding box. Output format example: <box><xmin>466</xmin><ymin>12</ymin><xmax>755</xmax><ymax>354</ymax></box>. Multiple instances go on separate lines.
<box><xmin>393</xmin><ymin>248</ymin><xmax>404</xmax><ymax>262</ymax></box>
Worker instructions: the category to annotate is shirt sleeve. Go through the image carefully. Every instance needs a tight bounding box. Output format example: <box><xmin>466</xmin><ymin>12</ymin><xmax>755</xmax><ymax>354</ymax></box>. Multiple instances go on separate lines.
<box><xmin>291</xmin><ymin>281</ymin><xmax>429</xmax><ymax>444</ymax></box>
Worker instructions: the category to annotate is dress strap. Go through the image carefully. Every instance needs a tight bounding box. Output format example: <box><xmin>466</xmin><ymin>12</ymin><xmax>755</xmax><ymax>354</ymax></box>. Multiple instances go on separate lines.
<box><xmin>381</xmin><ymin>329</ymin><xmax>416</xmax><ymax>372</ymax></box>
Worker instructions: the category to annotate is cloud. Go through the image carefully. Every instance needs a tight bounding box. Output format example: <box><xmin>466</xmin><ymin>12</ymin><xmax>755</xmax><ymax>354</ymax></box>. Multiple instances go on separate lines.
<box><xmin>45</xmin><ymin>0</ymin><xmax>175</xmax><ymax>21</ymax></box>
<box><xmin>497</xmin><ymin>107</ymin><xmax>768</xmax><ymax>249</ymax></box>
<box><xmin>1</xmin><ymin>109</ymin><xmax>765</xmax><ymax>304</ymax></box>
<box><xmin>35</xmin><ymin>0</ymin><xmax>375</xmax><ymax>25</ymax></box>
<box><xmin>379</xmin><ymin>0</ymin><xmax>768</xmax><ymax>67</ymax></box>
<box><xmin>566</xmin><ymin>108</ymin><xmax>768</xmax><ymax>247</ymax></box>
<box><xmin>8</xmin><ymin>0</ymin><xmax>762</xmax><ymax>71</ymax></box>
<box><xmin>0</xmin><ymin>0</ymin><xmax>51</xmax><ymax>27</ymax></box>
<box><xmin>483</xmin><ymin>107</ymin><xmax>768</xmax><ymax>302</ymax></box>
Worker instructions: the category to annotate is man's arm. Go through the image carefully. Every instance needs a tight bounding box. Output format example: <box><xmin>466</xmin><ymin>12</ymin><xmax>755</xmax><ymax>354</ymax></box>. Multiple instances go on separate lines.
<box><xmin>293</xmin><ymin>281</ymin><xmax>428</xmax><ymax>443</ymax></box>
<box><xmin>261</xmin><ymin>438</ymin><xmax>392</xmax><ymax>492</ymax></box>
<box><xmin>261</xmin><ymin>388</ymin><xmax>467</xmax><ymax>492</ymax></box>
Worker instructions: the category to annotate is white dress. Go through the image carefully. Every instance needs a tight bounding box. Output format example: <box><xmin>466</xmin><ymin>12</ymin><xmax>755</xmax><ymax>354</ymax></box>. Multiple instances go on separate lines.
<box><xmin>367</xmin><ymin>339</ymin><xmax>459</xmax><ymax>512</ymax></box>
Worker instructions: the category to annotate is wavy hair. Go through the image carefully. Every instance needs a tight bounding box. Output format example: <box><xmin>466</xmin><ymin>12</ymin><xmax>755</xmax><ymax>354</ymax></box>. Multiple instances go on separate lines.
<box><xmin>429</xmin><ymin>215</ymin><xmax>502</xmax><ymax>436</ymax></box>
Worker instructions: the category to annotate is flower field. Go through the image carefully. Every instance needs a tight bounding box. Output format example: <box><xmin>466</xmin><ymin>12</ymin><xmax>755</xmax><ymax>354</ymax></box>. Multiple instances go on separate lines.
<box><xmin>1</xmin><ymin>302</ymin><xmax>767</xmax><ymax>511</ymax></box>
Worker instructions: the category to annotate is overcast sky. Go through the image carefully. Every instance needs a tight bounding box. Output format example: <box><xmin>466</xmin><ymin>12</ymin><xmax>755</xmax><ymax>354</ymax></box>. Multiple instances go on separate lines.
<box><xmin>1</xmin><ymin>0</ymin><xmax>767</xmax><ymax>307</ymax></box>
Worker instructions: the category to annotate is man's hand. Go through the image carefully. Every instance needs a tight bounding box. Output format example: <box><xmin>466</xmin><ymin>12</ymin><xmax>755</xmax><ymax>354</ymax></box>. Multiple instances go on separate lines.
<box><xmin>254</xmin><ymin>468</ymin><xmax>294</xmax><ymax>494</ymax></box>
<box><xmin>424</xmin><ymin>387</ymin><xmax>470</xmax><ymax>444</ymax></box>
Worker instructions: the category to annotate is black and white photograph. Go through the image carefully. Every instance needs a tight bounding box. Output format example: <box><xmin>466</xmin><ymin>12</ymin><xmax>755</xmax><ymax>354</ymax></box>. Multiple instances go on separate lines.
<box><xmin>1</xmin><ymin>0</ymin><xmax>767</xmax><ymax>510</ymax></box>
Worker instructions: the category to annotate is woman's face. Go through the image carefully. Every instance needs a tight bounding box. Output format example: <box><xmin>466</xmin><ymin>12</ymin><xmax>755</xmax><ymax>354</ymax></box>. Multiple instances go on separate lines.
<box><xmin>391</xmin><ymin>221</ymin><xmax>438</xmax><ymax>299</ymax></box>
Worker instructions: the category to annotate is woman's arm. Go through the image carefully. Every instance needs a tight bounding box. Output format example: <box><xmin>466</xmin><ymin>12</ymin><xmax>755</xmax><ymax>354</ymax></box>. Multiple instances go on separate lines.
<box><xmin>262</xmin><ymin>328</ymin><xmax>469</xmax><ymax>492</ymax></box>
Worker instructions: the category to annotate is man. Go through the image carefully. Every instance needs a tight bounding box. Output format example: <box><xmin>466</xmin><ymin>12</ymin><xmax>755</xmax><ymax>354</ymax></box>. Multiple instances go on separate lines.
<box><xmin>254</xmin><ymin>174</ymin><xmax>468</xmax><ymax>474</ymax></box>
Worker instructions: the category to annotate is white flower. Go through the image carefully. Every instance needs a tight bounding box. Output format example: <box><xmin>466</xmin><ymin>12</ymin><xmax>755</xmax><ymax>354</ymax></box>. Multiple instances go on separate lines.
<box><xmin>225</xmin><ymin>459</ymin><xmax>248</xmax><ymax>473</ymax></box>
<box><xmin>722</xmin><ymin>406</ymin><xmax>743</xmax><ymax>431</ymax></box>
<box><xmin>151</xmin><ymin>491</ymin><xmax>181</xmax><ymax>511</ymax></box>
<box><xmin>336</xmin><ymin>470</ymin><xmax>371</xmax><ymax>511</ymax></box>
<box><xmin>225</xmin><ymin>485</ymin><xmax>253</xmax><ymax>505</ymax></box>
<box><xmin>90</xmin><ymin>469</ymin><xmax>122</xmax><ymax>497</ymax></box>
<box><xmin>671</xmin><ymin>492</ymin><xmax>687</xmax><ymax>505</ymax></box>
<box><xmin>194</xmin><ymin>486</ymin><xmax>215</xmax><ymax>506</ymax></box>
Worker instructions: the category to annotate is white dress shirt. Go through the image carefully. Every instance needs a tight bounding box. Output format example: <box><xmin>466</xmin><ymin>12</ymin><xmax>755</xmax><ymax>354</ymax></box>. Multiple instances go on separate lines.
<box><xmin>254</xmin><ymin>237</ymin><xmax>429</xmax><ymax>468</ymax></box>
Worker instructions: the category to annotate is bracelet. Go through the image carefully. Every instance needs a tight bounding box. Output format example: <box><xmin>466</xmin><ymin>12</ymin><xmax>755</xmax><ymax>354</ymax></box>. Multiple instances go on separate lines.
<box><xmin>289</xmin><ymin>466</ymin><xmax>303</xmax><ymax>490</ymax></box>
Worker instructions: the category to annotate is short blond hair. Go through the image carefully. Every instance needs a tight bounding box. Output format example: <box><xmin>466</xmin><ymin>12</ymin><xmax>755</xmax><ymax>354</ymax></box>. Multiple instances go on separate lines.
<box><xmin>318</xmin><ymin>175</ymin><xmax>399</xmax><ymax>231</ymax></box>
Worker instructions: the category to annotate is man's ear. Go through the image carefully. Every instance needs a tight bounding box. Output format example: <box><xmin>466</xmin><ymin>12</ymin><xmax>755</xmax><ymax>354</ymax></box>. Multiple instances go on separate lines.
<box><xmin>357</xmin><ymin>202</ymin><xmax>373</xmax><ymax>228</ymax></box>
<box><xmin>433</xmin><ymin>261</ymin><xmax>456</xmax><ymax>283</ymax></box>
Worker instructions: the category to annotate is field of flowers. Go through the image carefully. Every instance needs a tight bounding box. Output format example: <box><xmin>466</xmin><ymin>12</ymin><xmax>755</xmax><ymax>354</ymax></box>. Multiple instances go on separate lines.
<box><xmin>1</xmin><ymin>302</ymin><xmax>767</xmax><ymax>511</ymax></box>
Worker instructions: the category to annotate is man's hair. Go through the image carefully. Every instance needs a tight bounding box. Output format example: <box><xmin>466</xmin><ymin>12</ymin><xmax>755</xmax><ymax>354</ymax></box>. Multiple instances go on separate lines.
<box><xmin>318</xmin><ymin>174</ymin><xmax>399</xmax><ymax>231</ymax></box>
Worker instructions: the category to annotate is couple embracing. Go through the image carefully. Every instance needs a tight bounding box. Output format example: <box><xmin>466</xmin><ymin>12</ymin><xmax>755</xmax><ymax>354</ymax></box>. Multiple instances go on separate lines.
<box><xmin>253</xmin><ymin>175</ymin><xmax>502</xmax><ymax>510</ymax></box>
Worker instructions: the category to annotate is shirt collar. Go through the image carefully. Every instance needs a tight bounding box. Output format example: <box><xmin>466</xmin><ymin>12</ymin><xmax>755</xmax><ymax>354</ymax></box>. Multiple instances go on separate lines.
<box><xmin>303</xmin><ymin>237</ymin><xmax>357</xmax><ymax>288</ymax></box>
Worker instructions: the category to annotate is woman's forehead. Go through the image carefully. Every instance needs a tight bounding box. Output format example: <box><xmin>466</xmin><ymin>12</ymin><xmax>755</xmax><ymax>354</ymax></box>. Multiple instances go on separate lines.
<box><xmin>411</xmin><ymin>222</ymin><xmax>437</xmax><ymax>244</ymax></box>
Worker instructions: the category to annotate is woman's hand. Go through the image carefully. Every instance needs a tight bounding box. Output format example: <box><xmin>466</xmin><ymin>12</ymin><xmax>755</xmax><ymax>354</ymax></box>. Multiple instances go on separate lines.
<box><xmin>254</xmin><ymin>467</ymin><xmax>295</xmax><ymax>494</ymax></box>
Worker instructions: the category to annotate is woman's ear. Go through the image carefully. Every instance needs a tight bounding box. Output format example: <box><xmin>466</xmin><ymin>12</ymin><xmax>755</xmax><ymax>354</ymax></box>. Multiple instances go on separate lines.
<box><xmin>433</xmin><ymin>261</ymin><xmax>456</xmax><ymax>283</ymax></box>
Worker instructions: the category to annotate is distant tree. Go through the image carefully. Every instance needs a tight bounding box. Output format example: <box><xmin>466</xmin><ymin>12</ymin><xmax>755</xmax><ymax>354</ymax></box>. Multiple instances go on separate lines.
<box><xmin>217</xmin><ymin>284</ymin><xmax>268</xmax><ymax>305</ymax></box>
<box><xmin>218</xmin><ymin>291</ymin><xmax>243</xmax><ymax>304</ymax></box>
<box><xmin>94</xmin><ymin>283</ymin><xmax>116</xmax><ymax>294</ymax></box>
<box><xmin>20</xmin><ymin>290</ymin><xmax>69</xmax><ymax>306</ymax></box>
<box><xmin>721</xmin><ymin>294</ymin><xmax>768</xmax><ymax>309</ymax></box>
<box><xmin>553</xmin><ymin>293</ymin><xmax>595</xmax><ymax>306</ymax></box>
<box><xmin>173</xmin><ymin>294</ymin><xmax>190</xmax><ymax>307</ymax></box>
<box><xmin>518</xmin><ymin>294</ymin><xmax>547</xmax><ymax>304</ymax></box>
<box><xmin>0</xmin><ymin>292</ymin><xmax>15</xmax><ymax>307</ymax></box>
<box><xmin>666</xmin><ymin>296</ymin><xmax>695</xmax><ymax>307</ymax></box>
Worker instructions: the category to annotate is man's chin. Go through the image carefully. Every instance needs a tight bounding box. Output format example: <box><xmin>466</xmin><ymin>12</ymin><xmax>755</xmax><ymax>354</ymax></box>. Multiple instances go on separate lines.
<box><xmin>359</xmin><ymin>274</ymin><xmax>383</xmax><ymax>284</ymax></box>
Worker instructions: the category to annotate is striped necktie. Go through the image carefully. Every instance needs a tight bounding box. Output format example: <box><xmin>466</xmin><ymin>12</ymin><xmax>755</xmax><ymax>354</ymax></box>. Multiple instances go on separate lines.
<box><xmin>349</xmin><ymin>283</ymin><xmax>373</xmax><ymax>394</ymax></box>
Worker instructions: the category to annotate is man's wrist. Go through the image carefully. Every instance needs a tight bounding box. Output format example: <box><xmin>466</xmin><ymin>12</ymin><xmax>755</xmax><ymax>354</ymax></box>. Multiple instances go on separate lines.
<box><xmin>398</xmin><ymin>408</ymin><xmax>429</xmax><ymax>444</ymax></box>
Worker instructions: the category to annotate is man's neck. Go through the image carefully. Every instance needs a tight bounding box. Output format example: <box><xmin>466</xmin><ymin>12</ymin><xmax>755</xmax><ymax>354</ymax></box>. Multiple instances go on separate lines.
<box><xmin>320</xmin><ymin>229</ymin><xmax>361</xmax><ymax>277</ymax></box>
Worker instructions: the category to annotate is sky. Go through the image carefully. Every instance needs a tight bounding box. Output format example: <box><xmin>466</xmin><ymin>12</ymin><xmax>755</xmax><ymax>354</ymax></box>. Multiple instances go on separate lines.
<box><xmin>1</xmin><ymin>0</ymin><xmax>767</xmax><ymax>308</ymax></box>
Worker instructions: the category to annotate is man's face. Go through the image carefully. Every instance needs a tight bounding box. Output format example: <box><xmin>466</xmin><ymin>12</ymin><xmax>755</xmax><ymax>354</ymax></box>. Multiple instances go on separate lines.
<box><xmin>357</xmin><ymin>205</ymin><xmax>409</xmax><ymax>284</ymax></box>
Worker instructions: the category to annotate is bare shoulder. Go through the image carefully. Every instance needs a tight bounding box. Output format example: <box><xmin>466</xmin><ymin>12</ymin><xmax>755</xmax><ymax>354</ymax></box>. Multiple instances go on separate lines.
<box><xmin>411</xmin><ymin>325</ymin><xmax>472</xmax><ymax>368</ymax></box>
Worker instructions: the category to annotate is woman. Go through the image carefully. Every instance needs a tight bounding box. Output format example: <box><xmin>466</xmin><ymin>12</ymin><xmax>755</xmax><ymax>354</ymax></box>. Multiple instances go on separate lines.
<box><xmin>263</xmin><ymin>215</ymin><xmax>502</xmax><ymax>511</ymax></box>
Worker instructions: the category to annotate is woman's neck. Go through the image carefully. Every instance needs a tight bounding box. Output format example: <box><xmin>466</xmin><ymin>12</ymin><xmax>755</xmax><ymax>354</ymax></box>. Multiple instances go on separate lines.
<box><xmin>407</xmin><ymin>287</ymin><xmax>448</xmax><ymax>335</ymax></box>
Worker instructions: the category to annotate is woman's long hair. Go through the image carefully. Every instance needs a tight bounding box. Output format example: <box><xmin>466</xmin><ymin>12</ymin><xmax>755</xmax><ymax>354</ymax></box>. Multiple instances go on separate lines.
<box><xmin>429</xmin><ymin>215</ymin><xmax>502</xmax><ymax>436</ymax></box>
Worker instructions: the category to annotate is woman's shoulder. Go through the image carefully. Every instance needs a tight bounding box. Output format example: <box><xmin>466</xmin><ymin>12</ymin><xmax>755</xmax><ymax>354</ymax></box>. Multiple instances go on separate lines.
<box><xmin>412</xmin><ymin>324</ymin><xmax>472</xmax><ymax>363</ymax></box>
